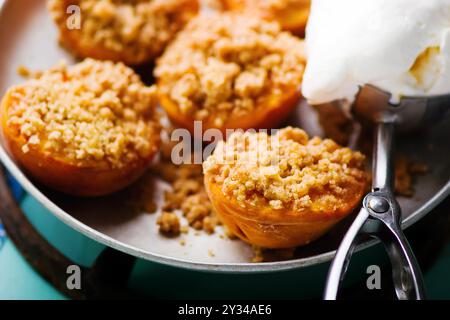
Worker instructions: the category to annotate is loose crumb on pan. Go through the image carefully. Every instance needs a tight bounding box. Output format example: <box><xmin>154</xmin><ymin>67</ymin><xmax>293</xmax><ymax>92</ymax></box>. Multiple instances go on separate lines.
<box><xmin>314</xmin><ymin>102</ymin><xmax>355</xmax><ymax>146</ymax></box>
<box><xmin>203</xmin><ymin>127</ymin><xmax>366</xmax><ymax>210</ymax></box>
<box><xmin>252</xmin><ymin>246</ymin><xmax>264</xmax><ymax>263</ymax></box>
<box><xmin>395</xmin><ymin>156</ymin><xmax>428</xmax><ymax>197</ymax></box>
<box><xmin>5</xmin><ymin>59</ymin><xmax>160</xmax><ymax>169</ymax></box>
<box><xmin>17</xmin><ymin>65</ymin><xmax>31</xmax><ymax>78</ymax></box>
<box><xmin>149</xmin><ymin>133</ymin><xmax>221</xmax><ymax>235</ymax></box>
<box><xmin>252</xmin><ymin>246</ymin><xmax>296</xmax><ymax>262</ymax></box>
<box><xmin>157</xmin><ymin>211</ymin><xmax>181</xmax><ymax>236</ymax></box>
<box><xmin>223</xmin><ymin>226</ymin><xmax>237</xmax><ymax>239</ymax></box>
<box><xmin>17</xmin><ymin>65</ymin><xmax>43</xmax><ymax>79</ymax></box>
<box><xmin>47</xmin><ymin>0</ymin><xmax>198</xmax><ymax>64</ymax></box>
<box><xmin>153</xmin><ymin>162</ymin><xmax>221</xmax><ymax>233</ymax></box>
<box><xmin>155</xmin><ymin>13</ymin><xmax>306</xmax><ymax>125</ymax></box>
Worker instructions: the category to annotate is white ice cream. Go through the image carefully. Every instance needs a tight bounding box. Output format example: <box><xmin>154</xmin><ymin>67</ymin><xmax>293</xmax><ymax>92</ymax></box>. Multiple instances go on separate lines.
<box><xmin>302</xmin><ymin>0</ymin><xmax>450</xmax><ymax>104</ymax></box>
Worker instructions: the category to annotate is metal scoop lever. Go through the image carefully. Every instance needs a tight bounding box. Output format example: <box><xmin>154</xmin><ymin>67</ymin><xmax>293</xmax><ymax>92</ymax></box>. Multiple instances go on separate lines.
<box><xmin>322</xmin><ymin>85</ymin><xmax>450</xmax><ymax>300</ymax></box>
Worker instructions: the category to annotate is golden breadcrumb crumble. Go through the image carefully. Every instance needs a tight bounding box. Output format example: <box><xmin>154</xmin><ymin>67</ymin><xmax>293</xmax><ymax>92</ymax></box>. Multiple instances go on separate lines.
<box><xmin>151</xmin><ymin>153</ymin><xmax>221</xmax><ymax>234</ymax></box>
<box><xmin>315</xmin><ymin>103</ymin><xmax>354</xmax><ymax>146</ymax></box>
<box><xmin>157</xmin><ymin>211</ymin><xmax>181</xmax><ymax>236</ymax></box>
<box><xmin>251</xmin><ymin>245</ymin><xmax>296</xmax><ymax>262</ymax></box>
<box><xmin>394</xmin><ymin>156</ymin><xmax>428</xmax><ymax>197</ymax></box>
<box><xmin>203</xmin><ymin>127</ymin><xmax>366</xmax><ymax>210</ymax></box>
<box><xmin>126</xmin><ymin>133</ymin><xmax>223</xmax><ymax>236</ymax></box>
<box><xmin>155</xmin><ymin>13</ymin><xmax>306</xmax><ymax>125</ymax></box>
<box><xmin>357</xmin><ymin>128</ymin><xmax>428</xmax><ymax>198</ymax></box>
<box><xmin>155</xmin><ymin>135</ymin><xmax>221</xmax><ymax>232</ymax></box>
<box><xmin>48</xmin><ymin>0</ymin><xmax>198</xmax><ymax>64</ymax></box>
<box><xmin>17</xmin><ymin>65</ymin><xmax>32</xmax><ymax>78</ymax></box>
<box><xmin>5</xmin><ymin>59</ymin><xmax>160</xmax><ymax>168</ymax></box>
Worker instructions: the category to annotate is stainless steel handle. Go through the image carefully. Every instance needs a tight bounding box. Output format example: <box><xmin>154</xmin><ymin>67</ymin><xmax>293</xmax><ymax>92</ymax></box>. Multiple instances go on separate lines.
<box><xmin>366</xmin><ymin>190</ymin><xmax>426</xmax><ymax>300</ymax></box>
<box><xmin>324</xmin><ymin>207</ymin><xmax>369</xmax><ymax>300</ymax></box>
<box><xmin>323</xmin><ymin>121</ymin><xmax>426</xmax><ymax>300</ymax></box>
<box><xmin>372</xmin><ymin>120</ymin><xmax>395</xmax><ymax>191</ymax></box>
<box><xmin>370</xmin><ymin>121</ymin><xmax>426</xmax><ymax>299</ymax></box>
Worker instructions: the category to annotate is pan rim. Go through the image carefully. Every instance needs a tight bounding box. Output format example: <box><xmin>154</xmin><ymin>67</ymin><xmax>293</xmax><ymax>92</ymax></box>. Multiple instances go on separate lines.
<box><xmin>2</xmin><ymin>142</ymin><xmax>449</xmax><ymax>273</ymax></box>
<box><xmin>0</xmin><ymin>0</ymin><xmax>449</xmax><ymax>273</ymax></box>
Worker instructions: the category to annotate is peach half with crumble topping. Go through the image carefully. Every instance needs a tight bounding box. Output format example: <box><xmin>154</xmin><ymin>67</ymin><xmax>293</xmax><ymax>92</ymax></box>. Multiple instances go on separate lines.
<box><xmin>0</xmin><ymin>59</ymin><xmax>161</xmax><ymax>196</ymax></box>
<box><xmin>203</xmin><ymin>127</ymin><xmax>367</xmax><ymax>248</ymax></box>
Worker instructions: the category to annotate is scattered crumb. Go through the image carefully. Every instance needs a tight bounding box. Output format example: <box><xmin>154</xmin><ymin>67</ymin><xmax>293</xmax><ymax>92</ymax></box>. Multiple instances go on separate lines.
<box><xmin>208</xmin><ymin>249</ymin><xmax>216</xmax><ymax>257</ymax></box>
<box><xmin>180</xmin><ymin>226</ymin><xmax>189</xmax><ymax>234</ymax></box>
<box><xmin>251</xmin><ymin>246</ymin><xmax>296</xmax><ymax>262</ymax></box>
<box><xmin>395</xmin><ymin>156</ymin><xmax>429</xmax><ymax>197</ymax></box>
<box><xmin>150</xmin><ymin>134</ymin><xmax>221</xmax><ymax>235</ymax></box>
<box><xmin>157</xmin><ymin>163</ymin><xmax>220</xmax><ymax>232</ymax></box>
<box><xmin>409</xmin><ymin>162</ymin><xmax>429</xmax><ymax>174</ymax></box>
<box><xmin>143</xmin><ymin>201</ymin><xmax>158</xmax><ymax>214</ymax></box>
<box><xmin>315</xmin><ymin>102</ymin><xmax>354</xmax><ymax>146</ymax></box>
<box><xmin>17</xmin><ymin>65</ymin><xmax>31</xmax><ymax>77</ymax></box>
<box><xmin>224</xmin><ymin>226</ymin><xmax>238</xmax><ymax>240</ymax></box>
<box><xmin>157</xmin><ymin>212</ymin><xmax>181</xmax><ymax>236</ymax></box>
<box><xmin>179</xmin><ymin>239</ymin><xmax>186</xmax><ymax>246</ymax></box>
<box><xmin>251</xmin><ymin>246</ymin><xmax>264</xmax><ymax>263</ymax></box>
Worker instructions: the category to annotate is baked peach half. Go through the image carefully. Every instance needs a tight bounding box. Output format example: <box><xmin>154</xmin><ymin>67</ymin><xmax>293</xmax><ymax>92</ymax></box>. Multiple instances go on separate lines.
<box><xmin>221</xmin><ymin>0</ymin><xmax>311</xmax><ymax>36</ymax></box>
<box><xmin>0</xmin><ymin>59</ymin><xmax>161</xmax><ymax>196</ymax></box>
<box><xmin>203</xmin><ymin>127</ymin><xmax>367</xmax><ymax>248</ymax></box>
<box><xmin>155</xmin><ymin>13</ymin><xmax>306</xmax><ymax>134</ymax></box>
<box><xmin>158</xmin><ymin>87</ymin><xmax>300</xmax><ymax>134</ymax></box>
<box><xmin>47</xmin><ymin>0</ymin><xmax>199</xmax><ymax>66</ymax></box>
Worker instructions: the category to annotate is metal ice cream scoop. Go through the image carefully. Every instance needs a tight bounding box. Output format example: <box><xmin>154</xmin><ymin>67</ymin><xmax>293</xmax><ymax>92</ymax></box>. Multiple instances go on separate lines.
<box><xmin>324</xmin><ymin>85</ymin><xmax>450</xmax><ymax>300</ymax></box>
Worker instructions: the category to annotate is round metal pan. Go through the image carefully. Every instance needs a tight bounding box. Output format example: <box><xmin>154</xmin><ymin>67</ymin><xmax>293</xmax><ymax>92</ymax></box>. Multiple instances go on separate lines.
<box><xmin>0</xmin><ymin>0</ymin><xmax>449</xmax><ymax>273</ymax></box>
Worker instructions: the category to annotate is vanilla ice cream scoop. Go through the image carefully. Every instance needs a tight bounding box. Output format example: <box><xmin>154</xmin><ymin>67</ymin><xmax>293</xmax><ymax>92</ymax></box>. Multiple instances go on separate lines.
<box><xmin>302</xmin><ymin>0</ymin><xmax>450</xmax><ymax>104</ymax></box>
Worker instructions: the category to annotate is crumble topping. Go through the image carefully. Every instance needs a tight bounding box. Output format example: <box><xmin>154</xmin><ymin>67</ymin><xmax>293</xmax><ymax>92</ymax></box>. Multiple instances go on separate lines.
<box><xmin>127</xmin><ymin>131</ymin><xmax>223</xmax><ymax>236</ymax></box>
<box><xmin>155</xmin><ymin>13</ymin><xmax>306</xmax><ymax>125</ymax></box>
<box><xmin>48</xmin><ymin>0</ymin><xmax>198</xmax><ymax>64</ymax></box>
<box><xmin>157</xmin><ymin>211</ymin><xmax>181</xmax><ymax>236</ymax></box>
<box><xmin>151</xmin><ymin>151</ymin><xmax>220</xmax><ymax>234</ymax></box>
<box><xmin>5</xmin><ymin>59</ymin><xmax>160</xmax><ymax>168</ymax></box>
<box><xmin>203</xmin><ymin>127</ymin><xmax>366</xmax><ymax>210</ymax></box>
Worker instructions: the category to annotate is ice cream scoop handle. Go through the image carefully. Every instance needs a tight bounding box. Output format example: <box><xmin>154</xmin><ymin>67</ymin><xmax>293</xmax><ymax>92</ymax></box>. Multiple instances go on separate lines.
<box><xmin>324</xmin><ymin>122</ymin><xmax>426</xmax><ymax>300</ymax></box>
<box><xmin>372</xmin><ymin>120</ymin><xmax>395</xmax><ymax>190</ymax></box>
<box><xmin>370</xmin><ymin>121</ymin><xmax>426</xmax><ymax>299</ymax></box>
<box><xmin>373</xmin><ymin>209</ymin><xmax>426</xmax><ymax>300</ymax></box>
<box><xmin>323</xmin><ymin>207</ymin><xmax>369</xmax><ymax>300</ymax></box>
